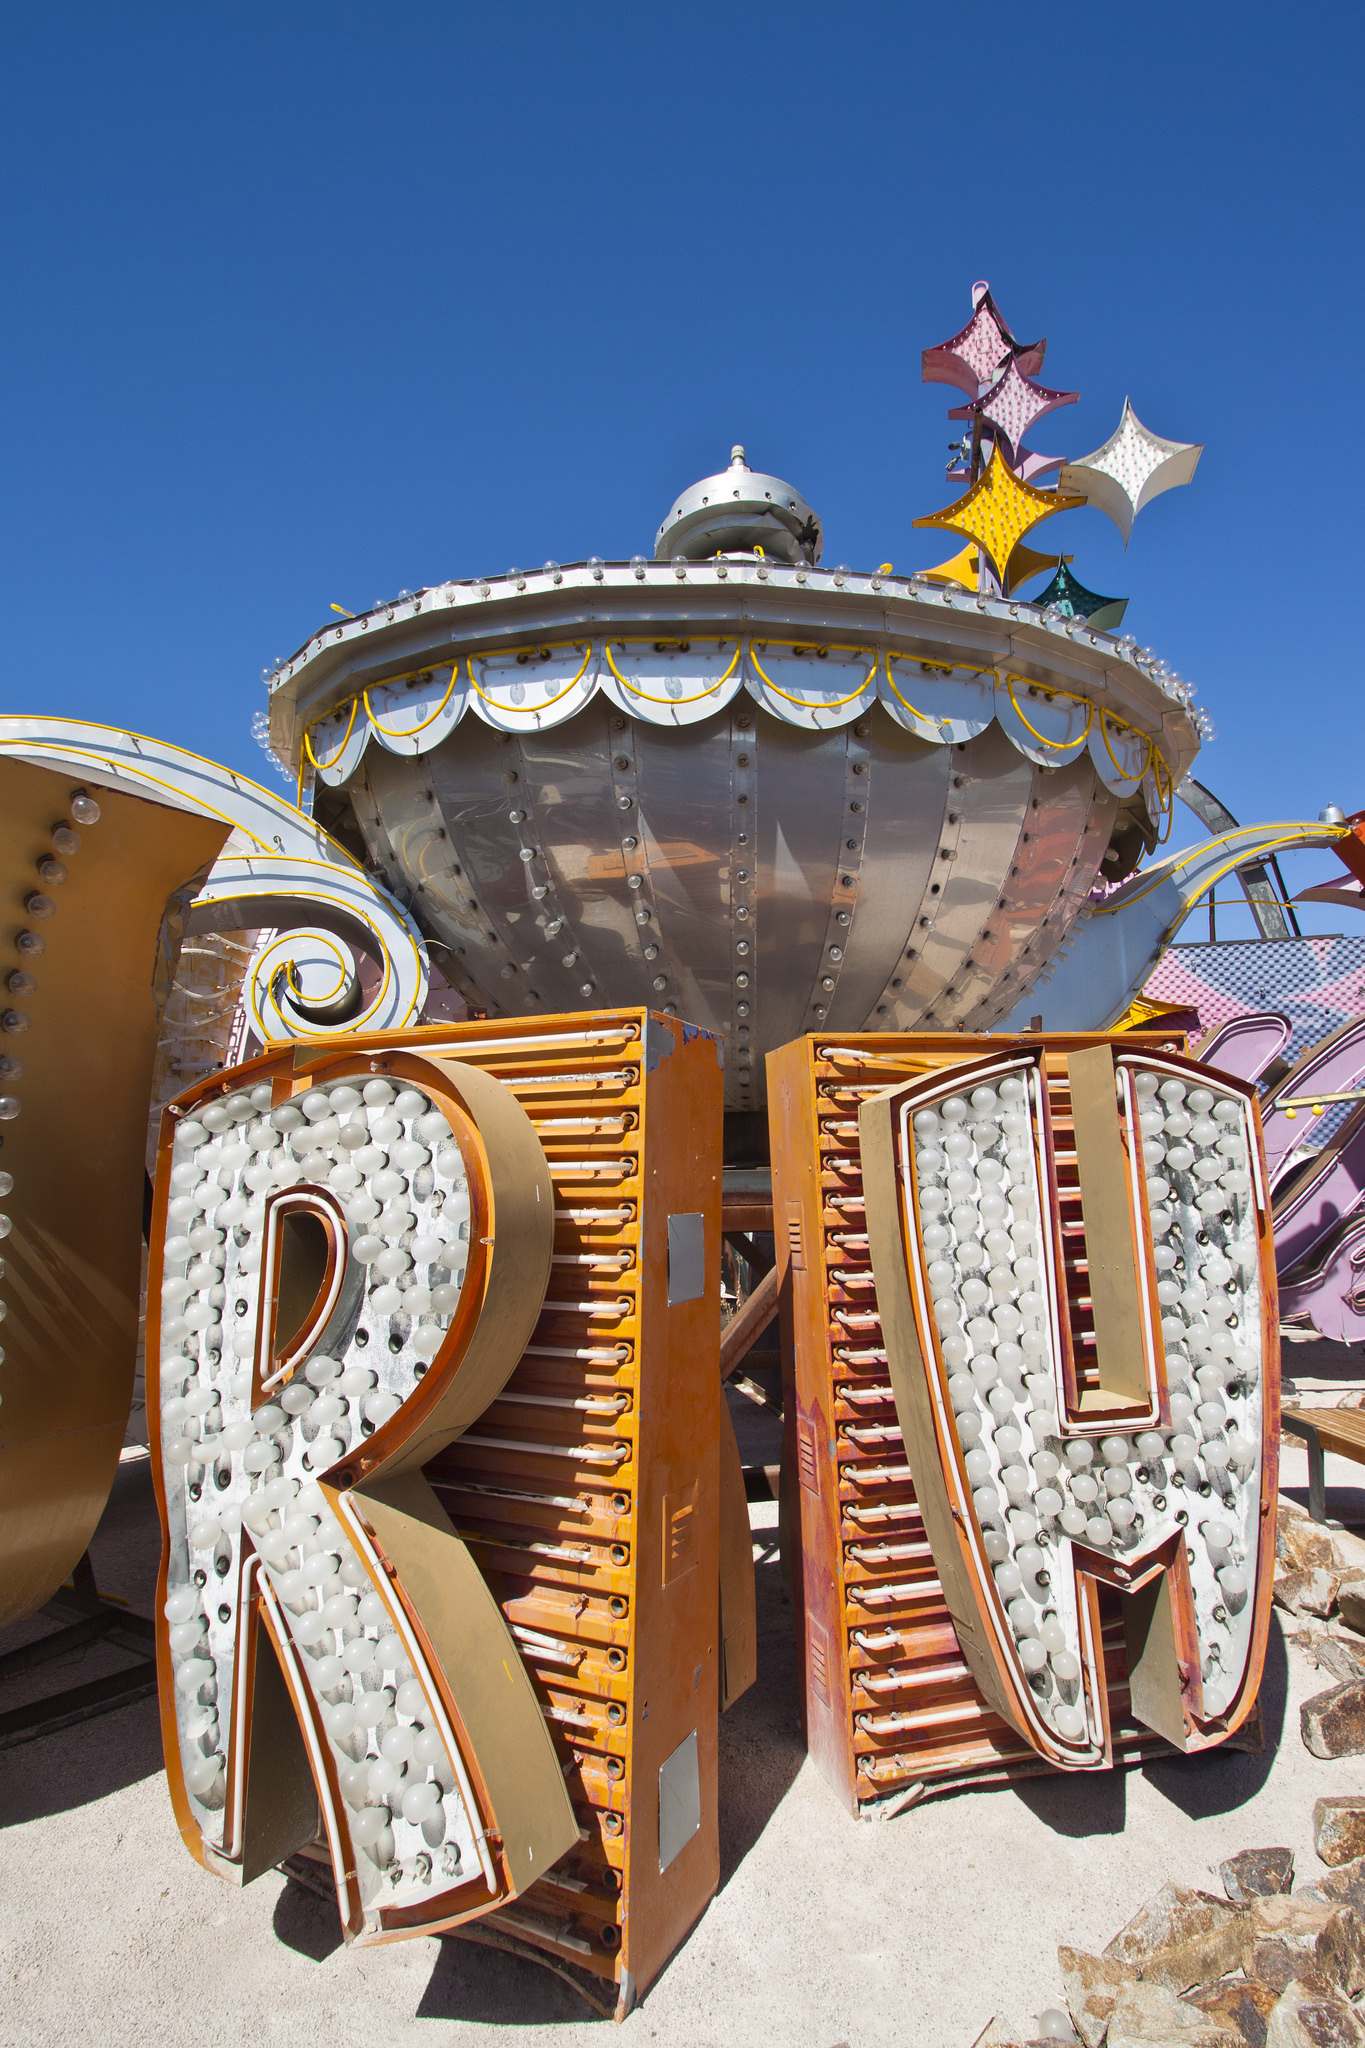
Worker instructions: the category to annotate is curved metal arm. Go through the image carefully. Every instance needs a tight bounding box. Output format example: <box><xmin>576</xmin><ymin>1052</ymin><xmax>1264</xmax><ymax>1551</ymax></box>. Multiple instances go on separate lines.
<box><xmin>1177</xmin><ymin>777</ymin><xmax>1299</xmax><ymax>941</ymax></box>
<box><xmin>0</xmin><ymin>716</ymin><xmax>429</xmax><ymax>1038</ymax></box>
<box><xmin>995</xmin><ymin>818</ymin><xmax>1361</xmax><ymax>1033</ymax></box>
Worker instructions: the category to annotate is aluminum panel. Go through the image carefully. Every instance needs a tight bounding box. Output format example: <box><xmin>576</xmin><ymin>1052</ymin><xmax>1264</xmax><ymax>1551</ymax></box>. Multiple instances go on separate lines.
<box><xmin>335</xmin><ymin>683</ymin><xmax>1148</xmax><ymax>1106</ymax></box>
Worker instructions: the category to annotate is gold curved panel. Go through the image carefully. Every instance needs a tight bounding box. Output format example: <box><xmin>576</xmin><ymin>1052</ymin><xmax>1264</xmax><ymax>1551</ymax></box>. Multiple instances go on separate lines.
<box><xmin>0</xmin><ymin>758</ymin><xmax>227</xmax><ymax>1624</ymax></box>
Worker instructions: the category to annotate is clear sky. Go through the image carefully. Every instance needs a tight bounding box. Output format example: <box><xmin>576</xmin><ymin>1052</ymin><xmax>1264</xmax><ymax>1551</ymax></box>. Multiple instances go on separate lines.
<box><xmin>4</xmin><ymin>3</ymin><xmax>1361</xmax><ymax>921</ymax></box>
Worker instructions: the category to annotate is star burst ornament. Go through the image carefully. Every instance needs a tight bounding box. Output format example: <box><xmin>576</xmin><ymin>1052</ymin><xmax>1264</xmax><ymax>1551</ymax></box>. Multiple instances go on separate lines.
<box><xmin>921</xmin><ymin>282</ymin><xmax>1046</xmax><ymax>396</ymax></box>
<box><xmin>1058</xmin><ymin>398</ymin><xmax>1203</xmax><ymax>544</ymax></box>
<box><xmin>1033</xmin><ymin>561</ymin><xmax>1128</xmax><ymax>632</ymax></box>
<box><xmin>915</xmin><ymin>446</ymin><xmax>1084</xmax><ymax>582</ymax></box>
<box><xmin>949</xmin><ymin>438</ymin><xmax>1064</xmax><ymax>487</ymax></box>
<box><xmin>949</xmin><ymin>358</ymin><xmax>1078</xmax><ymax>459</ymax></box>
<box><xmin>921</xmin><ymin>538</ymin><xmax>1071</xmax><ymax>595</ymax></box>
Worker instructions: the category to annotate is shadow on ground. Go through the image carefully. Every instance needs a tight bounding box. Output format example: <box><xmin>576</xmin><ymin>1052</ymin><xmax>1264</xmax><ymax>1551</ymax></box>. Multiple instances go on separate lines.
<box><xmin>413</xmin><ymin>1535</ymin><xmax>805</xmax><ymax>2028</ymax></box>
<box><xmin>1005</xmin><ymin>1612</ymin><xmax>1291</xmax><ymax>1841</ymax></box>
<box><xmin>0</xmin><ymin>1681</ymin><xmax>164</xmax><ymax>1823</ymax></box>
<box><xmin>0</xmin><ymin>1459</ymin><xmax>165</xmax><ymax>1821</ymax></box>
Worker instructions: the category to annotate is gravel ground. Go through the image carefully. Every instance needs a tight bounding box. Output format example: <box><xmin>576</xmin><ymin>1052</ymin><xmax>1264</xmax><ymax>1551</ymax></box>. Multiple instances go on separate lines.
<box><xmin>2</xmin><ymin>1434</ymin><xmax>1363</xmax><ymax>2048</ymax></box>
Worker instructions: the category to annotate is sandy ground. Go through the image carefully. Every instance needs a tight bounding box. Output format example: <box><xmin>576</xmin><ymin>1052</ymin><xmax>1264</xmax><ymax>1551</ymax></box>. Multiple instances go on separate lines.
<box><xmin>4</xmin><ymin>1415</ymin><xmax>1365</xmax><ymax>2048</ymax></box>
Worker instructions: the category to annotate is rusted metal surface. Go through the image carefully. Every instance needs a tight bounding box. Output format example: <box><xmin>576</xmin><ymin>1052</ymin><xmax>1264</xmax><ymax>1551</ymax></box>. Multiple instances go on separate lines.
<box><xmin>421</xmin><ymin>1009</ymin><xmax>725</xmax><ymax>2012</ymax></box>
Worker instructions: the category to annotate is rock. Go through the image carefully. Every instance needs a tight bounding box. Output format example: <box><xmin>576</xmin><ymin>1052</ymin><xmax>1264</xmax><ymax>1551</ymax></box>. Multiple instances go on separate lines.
<box><xmin>1104</xmin><ymin>1882</ymin><xmax>1250</xmax><ymax>1993</ymax></box>
<box><xmin>1304</xmin><ymin>1635</ymin><xmax>1365</xmax><ymax>1686</ymax></box>
<box><xmin>1281</xmin><ymin>1509</ymin><xmax>1345</xmax><ymax>1577</ymax></box>
<box><xmin>1221</xmin><ymin>1849</ymin><xmax>1296</xmax><ymax>1902</ymax></box>
<box><xmin>1265</xmin><ymin>1977</ymin><xmax>1365</xmax><ymax>2046</ymax></box>
<box><xmin>1315</xmin><ymin>1797</ymin><xmax>1365</xmax><ymax>1867</ymax></box>
<box><xmin>1337</xmin><ymin>1580</ymin><xmax>1365</xmax><ymax>1638</ymax></box>
<box><xmin>1247</xmin><ymin>1895</ymin><xmax>1365</xmax><ymax>1999</ymax></box>
<box><xmin>1307</xmin><ymin>1856</ymin><xmax>1365</xmax><ymax>1913</ymax></box>
<box><xmin>1303</xmin><ymin>1683</ymin><xmax>1365</xmax><ymax>1758</ymax></box>
<box><xmin>1280</xmin><ymin>1503</ymin><xmax>1365</xmax><ymax>1585</ymax></box>
<box><xmin>1248</xmin><ymin>1894</ymin><xmax>1361</xmax><ymax>1996</ymax></box>
<box><xmin>1105</xmin><ymin>1979</ymin><xmax>1244</xmax><ymax>2047</ymax></box>
<box><xmin>1187</xmin><ymin>1977</ymin><xmax>1279</xmax><ymax>2048</ymax></box>
<box><xmin>1275</xmin><ymin>1568</ymin><xmax>1341</xmax><ymax>1619</ymax></box>
<box><xmin>1058</xmin><ymin>1946</ymin><xmax>1141</xmax><ymax>2048</ymax></box>
<box><xmin>1318</xmin><ymin>1908</ymin><xmax>1365</xmax><ymax>1999</ymax></box>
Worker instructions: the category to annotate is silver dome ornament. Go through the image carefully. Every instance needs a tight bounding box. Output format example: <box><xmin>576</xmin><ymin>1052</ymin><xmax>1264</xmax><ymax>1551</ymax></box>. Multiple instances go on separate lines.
<box><xmin>654</xmin><ymin>445</ymin><xmax>822</xmax><ymax>565</ymax></box>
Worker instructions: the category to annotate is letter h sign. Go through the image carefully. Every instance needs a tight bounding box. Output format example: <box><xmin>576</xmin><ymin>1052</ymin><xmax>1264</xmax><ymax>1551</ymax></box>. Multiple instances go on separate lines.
<box><xmin>767</xmin><ymin>1031</ymin><xmax>1278</xmax><ymax>1810</ymax></box>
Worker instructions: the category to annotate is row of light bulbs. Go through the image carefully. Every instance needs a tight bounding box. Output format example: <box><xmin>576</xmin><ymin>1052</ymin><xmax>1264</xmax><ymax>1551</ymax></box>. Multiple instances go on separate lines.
<box><xmin>163</xmin><ymin>1081</ymin><xmax>470</xmax><ymax>1381</ymax></box>
<box><xmin>910</xmin><ymin>1064</ymin><xmax>1262</xmax><ymax>1742</ymax></box>
<box><xmin>161</xmin><ymin>1076</ymin><xmax>479</xmax><ymax>1896</ymax></box>
<box><xmin>267</xmin><ymin>561</ymin><xmax>1201</xmax><ymax>745</ymax></box>
<box><xmin>912</xmin><ymin>1077</ymin><xmax>1092</xmax><ymax>1744</ymax></box>
<box><xmin>1130</xmin><ymin>1070</ymin><xmax>1263</xmax><ymax>1695</ymax></box>
<box><xmin>0</xmin><ymin>788</ymin><xmax>103</xmax><ymax>1392</ymax></box>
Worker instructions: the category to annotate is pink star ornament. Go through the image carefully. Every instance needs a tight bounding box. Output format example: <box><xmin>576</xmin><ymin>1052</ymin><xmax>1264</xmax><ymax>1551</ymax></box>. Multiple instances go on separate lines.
<box><xmin>922</xmin><ymin>281</ymin><xmax>1047</xmax><ymax>395</ymax></box>
<box><xmin>949</xmin><ymin>358</ymin><xmax>1078</xmax><ymax>460</ymax></box>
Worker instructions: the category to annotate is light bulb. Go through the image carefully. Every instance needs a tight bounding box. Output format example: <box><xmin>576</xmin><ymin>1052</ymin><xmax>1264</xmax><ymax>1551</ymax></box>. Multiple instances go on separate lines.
<box><xmin>401</xmin><ymin>1781</ymin><xmax>441</xmax><ymax>1826</ymax></box>
<box><xmin>1001</xmin><ymin>1463</ymin><xmax>1031</xmax><ymax>1502</ymax></box>
<box><xmin>351</xmin><ymin>1806</ymin><xmax>391</xmax><ymax>1848</ymax></box>
<box><xmin>69</xmin><ymin>789</ymin><xmax>101</xmax><ymax>825</ymax></box>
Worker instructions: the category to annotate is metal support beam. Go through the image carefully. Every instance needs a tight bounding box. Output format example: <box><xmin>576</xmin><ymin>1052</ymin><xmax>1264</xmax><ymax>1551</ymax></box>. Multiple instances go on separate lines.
<box><xmin>720</xmin><ymin>1265</ymin><xmax>780</xmax><ymax>1383</ymax></box>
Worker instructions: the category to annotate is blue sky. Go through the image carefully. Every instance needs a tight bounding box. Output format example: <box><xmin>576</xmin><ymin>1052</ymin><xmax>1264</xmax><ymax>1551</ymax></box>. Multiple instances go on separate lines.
<box><xmin>4</xmin><ymin>3</ymin><xmax>1361</xmax><ymax>921</ymax></box>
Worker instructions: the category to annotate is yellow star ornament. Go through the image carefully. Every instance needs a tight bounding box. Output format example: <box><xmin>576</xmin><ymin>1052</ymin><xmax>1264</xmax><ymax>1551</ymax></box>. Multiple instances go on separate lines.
<box><xmin>920</xmin><ymin>538</ymin><xmax>1072</xmax><ymax>595</ymax></box>
<box><xmin>914</xmin><ymin>446</ymin><xmax>1084</xmax><ymax>582</ymax></box>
